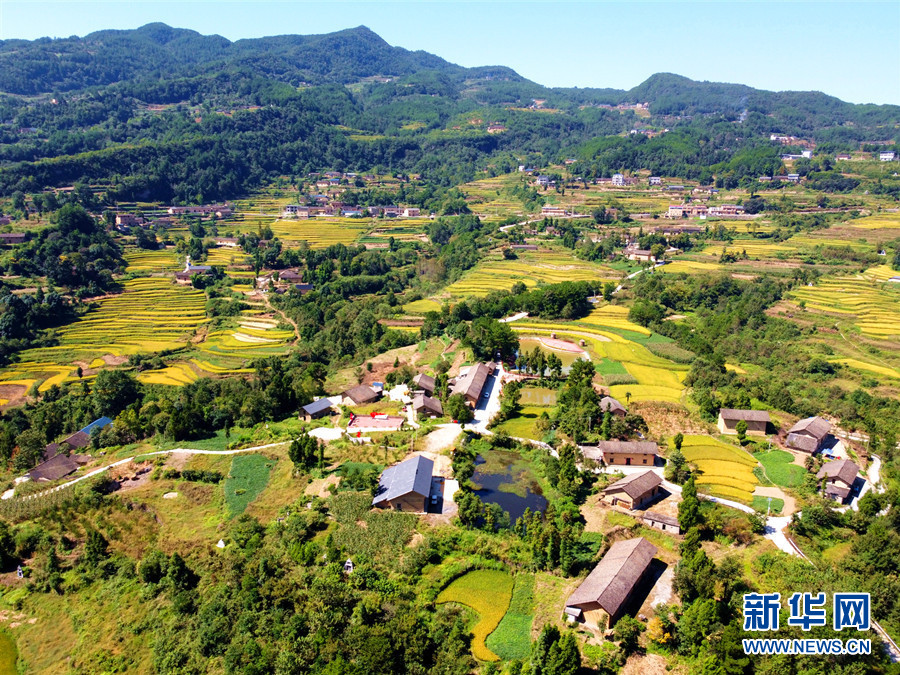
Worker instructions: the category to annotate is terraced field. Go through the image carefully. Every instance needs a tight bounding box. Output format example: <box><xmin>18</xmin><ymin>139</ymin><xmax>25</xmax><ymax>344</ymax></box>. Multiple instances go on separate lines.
<box><xmin>680</xmin><ymin>434</ymin><xmax>758</xmax><ymax>503</ymax></box>
<box><xmin>204</xmin><ymin>247</ymin><xmax>250</xmax><ymax>267</ymax></box>
<box><xmin>660</xmin><ymin>260</ymin><xmax>724</xmax><ymax>274</ymax></box>
<box><xmin>790</xmin><ymin>273</ymin><xmax>900</xmax><ymax>340</ymax></box>
<box><xmin>198</xmin><ymin>313</ymin><xmax>295</xmax><ymax>360</ymax></box>
<box><xmin>124</xmin><ymin>248</ymin><xmax>180</xmax><ymax>271</ymax></box>
<box><xmin>33</xmin><ymin>277</ymin><xmax>208</xmax><ymax>358</ymax></box>
<box><xmin>444</xmin><ymin>249</ymin><xmax>616</xmax><ymax>299</ymax></box>
<box><xmin>262</xmin><ymin>218</ymin><xmax>370</xmax><ymax>247</ymax></box>
<box><xmin>0</xmin><ymin>276</ymin><xmax>209</xmax><ymax>398</ymax></box>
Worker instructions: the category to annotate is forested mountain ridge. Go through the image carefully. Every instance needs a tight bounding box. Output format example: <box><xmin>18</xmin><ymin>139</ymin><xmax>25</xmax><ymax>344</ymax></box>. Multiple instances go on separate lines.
<box><xmin>0</xmin><ymin>23</ymin><xmax>456</xmax><ymax>94</ymax></box>
<box><xmin>0</xmin><ymin>24</ymin><xmax>897</xmax><ymax>204</ymax></box>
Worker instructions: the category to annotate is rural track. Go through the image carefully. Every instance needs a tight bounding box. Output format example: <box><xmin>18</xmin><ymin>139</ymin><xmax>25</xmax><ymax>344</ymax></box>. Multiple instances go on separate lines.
<box><xmin>263</xmin><ymin>295</ymin><xmax>301</xmax><ymax>346</ymax></box>
<box><xmin>10</xmin><ymin>441</ymin><xmax>290</xmax><ymax>503</ymax></box>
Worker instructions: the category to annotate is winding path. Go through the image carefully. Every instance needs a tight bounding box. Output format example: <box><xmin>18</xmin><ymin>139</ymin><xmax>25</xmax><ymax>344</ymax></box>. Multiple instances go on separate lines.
<box><xmin>11</xmin><ymin>441</ymin><xmax>290</xmax><ymax>502</ymax></box>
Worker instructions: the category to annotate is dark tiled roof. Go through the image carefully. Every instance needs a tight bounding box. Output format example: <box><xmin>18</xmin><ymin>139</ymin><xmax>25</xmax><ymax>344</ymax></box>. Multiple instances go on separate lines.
<box><xmin>452</xmin><ymin>363</ymin><xmax>493</xmax><ymax>400</ymax></box>
<box><xmin>816</xmin><ymin>459</ymin><xmax>859</xmax><ymax>487</ymax></box>
<box><xmin>787</xmin><ymin>416</ymin><xmax>831</xmax><ymax>440</ymax></box>
<box><xmin>61</xmin><ymin>431</ymin><xmax>91</xmax><ymax>449</ymax></box>
<box><xmin>413</xmin><ymin>373</ymin><xmax>435</xmax><ymax>393</ymax></box>
<box><xmin>29</xmin><ymin>454</ymin><xmax>79</xmax><ymax>482</ymax></box>
<box><xmin>343</xmin><ymin>385</ymin><xmax>380</xmax><ymax>405</ymax></box>
<box><xmin>302</xmin><ymin>398</ymin><xmax>334</xmax><ymax>416</ymax></box>
<box><xmin>372</xmin><ymin>455</ymin><xmax>434</xmax><ymax>506</ymax></box>
<box><xmin>581</xmin><ymin>441</ymin><xmax>660</xmax><ymax>459</ymax></box>
<box><xmin>719</xmin><ymin>408</ymin><xmax>771</xmax><ymax>423</ymax></box>
<box><xmin>604</xmin><ymin>471</ymin><xmax>662</xmax><ymax>500</ymax></box>
<box><xmin>600</xmin><ymin>397</ymin><xmax>626</xmax><ymax>415</ymax></box>
<box><xmin>787</xmin><ymin>433</ymin><xmax>819</xmax><ymax>453</ymax></box>
<box><xmin>567</xmin><ymin>537</ymin><xmax>657</xmax><ymax>616</ymax></box>
<box><xmin>413</xmin><ymin>393</ymin><xmax>443</xmax><ymax>416</ymax></box>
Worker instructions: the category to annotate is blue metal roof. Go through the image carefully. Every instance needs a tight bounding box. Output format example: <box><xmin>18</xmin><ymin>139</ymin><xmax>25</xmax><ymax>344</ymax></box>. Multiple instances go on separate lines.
<box><xmin>372</xmin><ymin>455</ymin><xmax>433</xmax><ymax>506</ymax></box>
<box><xmin>302</xmin><ymin>399</ymin><xmax>333</xmax><ymax>415</ymax></box>
<box><xmin>80</xmin><ymin>417</ymin><xmax>113</xmax><ymax>435</ymax></box>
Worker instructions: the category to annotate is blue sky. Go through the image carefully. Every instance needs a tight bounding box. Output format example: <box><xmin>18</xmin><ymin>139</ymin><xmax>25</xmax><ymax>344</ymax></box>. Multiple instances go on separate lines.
<box><xmin>1</xmin><ymin>1</ymin><xmax>898</xmax><ymax>105</ymax></box>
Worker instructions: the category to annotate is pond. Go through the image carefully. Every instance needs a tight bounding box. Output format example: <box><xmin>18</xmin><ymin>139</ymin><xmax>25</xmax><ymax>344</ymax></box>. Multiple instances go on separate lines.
<box><xmin>472</xmin><ymin>450</ymin><xmax>548</xmax><ymax>523</ymax></box>
<box><xmin>0</xmin><ymin>632</ymin><xmax>16</xmax><ymax>675</ymax></box>
<box><xmin>518</xmin><ymin>386</ymin><xmax>557</xmax><ymax>406</ymax></box>
<box><xmin>517</xmin><ymin>337</ymin><xmax>588</xmax><ymax>375</ymax></box>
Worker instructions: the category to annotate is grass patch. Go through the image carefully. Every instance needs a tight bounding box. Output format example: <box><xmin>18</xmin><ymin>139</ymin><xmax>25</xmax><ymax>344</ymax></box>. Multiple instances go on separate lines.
<box><xmin>485</xmin><ymin>574</ymin><xmax>535</xmax><ymax>661</ymax></box>
<box><xmin>754</xmin><ymin>450</ymin><xmax>806</xmax><ymax>488</ymax></box>
<box><xmin>436</xmin><ymin>570</ymin><xmax>513</xmax><ymax>661</ymax></box>
<box><xmin>493</xmin><ymin>406</ymin><xmax>549</xmax><ymax>440</ymax></box>
<box><xmin>752</xmin><ymin>495</ymin><xmax>784</xmax><ymax>514</ymax></box>
<box><xmin>605</xmin><ymin>510</ymin><xmax>637</xmax><ymax>528</ymax></box>
<box><xmin>224</xmin><ymin>454</ymin><xmax>274</xmax><ymax>518</ymax></box>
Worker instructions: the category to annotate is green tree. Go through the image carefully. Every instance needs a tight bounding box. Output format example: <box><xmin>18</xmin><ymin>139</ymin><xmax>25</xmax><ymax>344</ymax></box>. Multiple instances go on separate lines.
<box><xmin>613</xmin><ymin>615</ymin><xmax>644</xmax><ymax>654</ymax></box>
<box><xmin>289</xmin><ymin>431</ymin><xmax>319</xmax><ymax>472</ymax></box>
<box><xmin>531</xmin><ymin>625</ymin><xmax>580</xmax><ymax>675</ymax></box>
<box><xmin>82</xmin><ymin>528</ymin><xmax>109</xmax><ymax>569</ymax></box>
<box><xmin>735</xmin><ymin>420</ymin><xmax>748</xmax><ymax>445</ymax></box>
<box><xmin>92</xmin><ymin>369</ymin><xmax>141</xmax><ymax>417</ymax></box>
<box><xmin>445</xmin><ymin>394</ymin><xmax>473</xmax><ymax>423</ymax></box>
<box><xmin>664</xmin><ymin>446</ymin><xmax>689</xmax><ymax>484</ymax></box>
<box><xmin>678</xmin><ymin>475</ymin><xmax>701</xmax><ymax>531</ymax></box>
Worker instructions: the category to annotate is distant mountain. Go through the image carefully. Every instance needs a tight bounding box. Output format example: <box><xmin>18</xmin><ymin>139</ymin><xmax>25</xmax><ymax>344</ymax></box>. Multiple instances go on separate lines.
<box><xmin>2</xmin><ymin>23</ymin><xmax>895</xmax><ymax>128</ymax></box>
<box><xmin>0</xmin><ymin>23</ymin><xmax>459</xmax><ymax>94</ymax></box>
<box><xmin>0</xmin><ymin>24</ymin><xmax>896</xmax><ymax>204</ymax></box>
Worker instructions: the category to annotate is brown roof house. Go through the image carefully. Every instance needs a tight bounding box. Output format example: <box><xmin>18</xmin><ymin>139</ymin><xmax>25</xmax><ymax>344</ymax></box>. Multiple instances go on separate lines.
<box><xmin>413</xmin><ymin>393</ymin><xmax>443</xmax><ymax>419</ymax></box>
<box><xmin>602</xmin><ymin>471</ymin><xmax>663</xmax><ymax>510</ymax></box>
<box><xmin>600</xmin><ymin>396</ymin><xmax>627</xmax><ymax>418</ymax></box>
<box><xmin>451</xmin><ymin>363</ymin><xmax>494</xmax><ymax>408</ymax></box>
<box><xmin>717</xmin><ymin>409</ymin><xmax>770</xmax><ymax>436</ymax></box>
<box><xmin>28</xmin><ymin>453</ymin><xmax>91</xmax><ymax>482</ymax></box>
<box><xmin>816</xmin><ymin>459</ymin><xmax>861</xmax><ymax>503</ymax></box>
<box><xmin>372</xmin><ymin>455</ymin><xmax>434</xmax><ymax>513</ymax></box>
<box><xmin>581</xmin><ymin>441</ymin><xmax>661</xmax><ymax>467</ymax></box>
<box><xmin>565</xmin><ymin>537</ymin><xmax>657</xmax><ymax>628</ymax></box>
<box><xmin>341</xmin><ymin>385</ymin><xmax>381</xmax><ymax>406</ymax></box>
<box><xmin>786</xmin><ymin>416</ymin><xmax>832</xmax><ymax>454</ymax></box>
<box><xmin>412</xmin><ymin>373</ymin><xmax>436</xmax><ymax>397</ymax></box>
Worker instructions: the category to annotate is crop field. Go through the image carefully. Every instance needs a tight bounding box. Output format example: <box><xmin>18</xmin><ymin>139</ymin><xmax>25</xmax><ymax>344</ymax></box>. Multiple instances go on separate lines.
<box><xmin>680</xmin><ymin>435</ymin><xmax>758</xmax><ymax>503</ymax></box>
<box><xmin>137</xmin><ymin>363</ymin><xmax>199</xmax><ymax>387</ymax></box>
<box><xmin>830</xmin><ymin>358</ymin><xmax>900</xmax><ymax>380</ymax></box>
<box><xmin>510</xmin><ymin>314</ymin><xmax>687</xmax><ymax>403</ymax></box>
<box><xmin>403</xmin><ymin>298</ymin><xmax>443</xmax><ymax>314</ymax></box>
<box><xmin>357</xmin><ymin>218</ymin><xmax>430</xmax><ymax>243</ymax></box>
<box><xmin>6</xmin><ymin>277</ymin><xmax>208</xmax><ymax>383</ymax></box>
<box><xmin>754</xmin><ymin>449</ymin><xmax>806</xmax><ymax>487</ymax></box>
<box><xmin>204</xmin><ymin>247</ymin><xmax>250</xmax><ymax>267</ymax></box>
<box><xmin>790</xmin><ymin>275</ymin><xmax>900</xmax><ymax>340</ymax></box>
<box><xmin>124</xmin><ymin>248</ymin><xmax>180</xmax><ymax>272</ymax></box>
<box><xmin>484</xmin><ymin>574</ymin><xmax>534</xmax><ymax>661</ymax></box>
<box><xmin>846</xmin><ymin>213</ymin><xmax>900</xmax><ymax>230</ymax></box>
<box><xmin>257</xmin><ymin>218</ymin><xmax>370</xmax><ymax>248</ymax></box>
<box><xmin>200</xmin><ymin>314</ymin><xmax>295</xmax><ymax>360</ymax></box>
<box><xmin>577</xmin><ymin>305</ymin><xmax>651</xmax><ymax>336</ymax></box>
<box><xmin>224</xmin><ymin>454</ymin><xmax>275</xmax><ymax>518</ymax></box>
<box><xmin>462</xmin><ymin>174</ymin><xmax>531</xmax><ymax>217</ymax></box>
<box><xmin>660</xmin><ymin>260</ymin><xmax>724</xmax><ymax>274</ymax></box>
<box><xmin>436</xmin><ymin>570</ymin><xmax>514</xmax><ymax>661</ymax></box>
<box><xmin>443</xmin><ymin>249</ymin><xmax>616</xmax><ymax>299</ymax></box>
